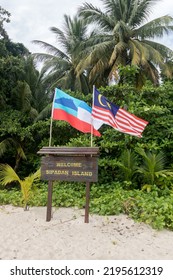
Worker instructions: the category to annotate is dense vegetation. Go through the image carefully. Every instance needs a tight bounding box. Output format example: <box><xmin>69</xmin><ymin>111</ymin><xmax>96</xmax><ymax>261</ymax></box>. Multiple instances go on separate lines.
<box><xmin>1</xmin><ymin>1</ymin><xmax>173</xmax><ymax>230</ymax></box>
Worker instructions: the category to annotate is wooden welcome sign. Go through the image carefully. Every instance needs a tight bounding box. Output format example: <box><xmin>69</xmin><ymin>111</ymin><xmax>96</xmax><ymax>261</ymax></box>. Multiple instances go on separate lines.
<box><xmin>38</xmin><ymin>147</ymin><xmax>99</xmax><ymax>223</ymax></box>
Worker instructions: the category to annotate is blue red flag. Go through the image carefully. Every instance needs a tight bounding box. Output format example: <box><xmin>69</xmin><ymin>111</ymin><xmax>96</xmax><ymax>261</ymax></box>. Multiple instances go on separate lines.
<box><xmin>52</xmin><ymin>88</ymin><xmax>101</xmax><ymax>136</ymax></box>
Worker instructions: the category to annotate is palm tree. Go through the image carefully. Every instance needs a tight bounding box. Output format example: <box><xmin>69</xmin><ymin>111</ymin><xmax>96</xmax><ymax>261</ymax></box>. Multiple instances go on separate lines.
<box><xmin>78</xmin><ymin>0</ymin><xmax>173</xmax><ymax>87</ymax></box>
<box><xmin>33</xmin><ymin>15</ymin><xmax>93</xmax><ymax>94</ymax></box>
<box><xmin>23</xmin><ymin>55</ymin><xmax>49</xmax><ymax>113</ymax></box>
<box><xmin>10</xmin><ymin>55</ymin><xmax>50</xmax><ymax>119</ymax></box>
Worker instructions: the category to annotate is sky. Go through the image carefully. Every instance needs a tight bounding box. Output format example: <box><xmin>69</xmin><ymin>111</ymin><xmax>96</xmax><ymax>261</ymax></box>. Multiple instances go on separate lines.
<box><xmin>1</xmin><ymin>0</ymin><xmax>173</xmax><ymax>54</ymax></box>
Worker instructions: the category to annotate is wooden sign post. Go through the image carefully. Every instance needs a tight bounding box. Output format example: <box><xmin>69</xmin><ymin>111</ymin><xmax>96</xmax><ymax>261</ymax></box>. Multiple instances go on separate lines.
<box><xmin>37</xmin><ymin>147</ymin><xmax>99</xmax><ymax>223</ymax></box>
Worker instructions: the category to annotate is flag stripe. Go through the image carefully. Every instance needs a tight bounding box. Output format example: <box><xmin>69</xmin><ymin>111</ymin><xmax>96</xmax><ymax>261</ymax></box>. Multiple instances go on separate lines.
<box><xmin>92</xmin><ymin>109</ymin><xmax>143</xmax><ymax>137</ymax></box>
<box><xmin>53</xmin><ymin>108</ymin><xmax>101</xmax><ymax>137</ymax></box>
<box><xmin>92</xmin><ymin>107</ymin><xmax>147</xmax><ymax>136</ymax></box>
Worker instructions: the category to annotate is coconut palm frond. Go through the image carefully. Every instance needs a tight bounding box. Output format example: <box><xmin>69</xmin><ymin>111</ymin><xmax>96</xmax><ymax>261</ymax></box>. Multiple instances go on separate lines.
<box><xmin>0</xmin><ymin>139</ymin><xmax>11</xmax><ymax>156</ymax></box>
<box><xmin>128</xmin><ymin>40</ymin><xmax>141</xmax><ymax>65</ymax></box>
<box><xmin>33</xmin><ymin>50</ymin><xmax>68</xmax><ymax>62</ymax></box>
<box><xmin>20</xmin><ymin>179</ymin><xmax>31</xmax><ymax>209</ymax></box>
<box><xmin>25</xmin><ymin>168</ymin><xmax>41</xmax><ymax>183</ymax></box>
<box><xmin>136</xmin><ymin>15</ymin><xmax>173</xmax><ymax>39</ymax></box>
<box><xmin>10</xmin><ymin>81</ymin><xmax>32</xmax><ymax>113</ymax></box>
<box><xmin>17</xmin><ymin>146</ymin><xmax>27</xmax><ymax>161</ymax></box>
<box><xmin>109</xmin><ymin>41</ymin><xmax>127</xmax><ymax>66</ymax></box>
<box><xmin>78</xmin><ymin>3</ymin><xmax>111</xmax><ymax>29</ymax></box>
<box><xmin>34</xmin><ymin>103</ymin><xmax>52</xmax><ymax>121</ymax></box>
<box><xmin>50</xmin><ymin>26</ymin><xmax>67</xmax><ymax>45</ymax></box>
<box><xmin>129</xmin><ymin>0</ymin><xmax>159</xmax><ymax>27</ymax></box>
<box><xmin>90</xmin><ymin>59</ymin><xmax>108</xmax><ymax>79</ymax></box>
<box><xmin>33</xmin><ymin>40</ymin><xmax>65</xmax><ymax>56</ymax></box>
<box><xmin>33</xmin><ymin>53</ymin><xmax>56</xmax><ymax>63</ymax></box>
<box><xmin>0</xmin><ymin>164</ymin><xmax>21</xmax><ymax>185</ymax></box>
<box><xmin>109</xmin><ymin>63</ymin><xmax>119</xmax><ymax>81</ymax></box>
<box><xmin>142</xmin><ymin>42</ymin><xmax>165</xmax><ymax>65</ymax></box>
<box><xmin>143</xmin><ymin>40</ymin><xmax>173</xmax><ymax>58</ymax></box>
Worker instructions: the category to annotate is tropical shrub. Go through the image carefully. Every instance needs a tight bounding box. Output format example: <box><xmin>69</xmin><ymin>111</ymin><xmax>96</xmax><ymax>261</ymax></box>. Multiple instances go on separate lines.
<box><xmin>135</xmin><ymin>148</ymin><xmax>173</xmax><ymax>191</ymax></box>
<box><xmin>0</xmin><ymin>164</ymin><xmax>40</xmax><ymax>210</ymax></box>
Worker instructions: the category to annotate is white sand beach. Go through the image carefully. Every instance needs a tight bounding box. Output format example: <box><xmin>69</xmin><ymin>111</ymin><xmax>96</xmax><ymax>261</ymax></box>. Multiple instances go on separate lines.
<box><xmin>0</xmin><ymin>205</ymin><xmax>173</xmax><ymax>260</ymax></box>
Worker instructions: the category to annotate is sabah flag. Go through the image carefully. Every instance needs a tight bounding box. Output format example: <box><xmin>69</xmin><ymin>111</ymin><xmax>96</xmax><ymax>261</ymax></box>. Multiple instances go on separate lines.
<box><xmin>52</xmin><ymin>88</ymin><xmax>101</xmax><ymax>137</ymax></box>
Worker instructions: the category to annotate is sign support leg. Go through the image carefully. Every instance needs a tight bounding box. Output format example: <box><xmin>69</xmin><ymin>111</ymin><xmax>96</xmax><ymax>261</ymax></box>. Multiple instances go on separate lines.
<box><xmin>46</xmin><ymin>181</ymin><xmax>53</xmax><ymax>222</ymax></box>
<box><xmin>85</xmin><ymin>182</ymin><xmax>90</xmax><ymax>223</ymax></box>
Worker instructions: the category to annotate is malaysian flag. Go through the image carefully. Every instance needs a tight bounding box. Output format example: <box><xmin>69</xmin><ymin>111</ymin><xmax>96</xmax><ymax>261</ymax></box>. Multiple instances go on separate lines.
<box><xmin>92</xmin><ymin>88</ymin><xmax>148</xmax><ymax>138</ymax></box>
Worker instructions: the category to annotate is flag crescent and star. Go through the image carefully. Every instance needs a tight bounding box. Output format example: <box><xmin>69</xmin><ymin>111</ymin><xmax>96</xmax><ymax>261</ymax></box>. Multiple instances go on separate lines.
<box><xmin>98</xmin><ymin>94</ymin><xmax>112</xmax><ymax>109</ymax></box>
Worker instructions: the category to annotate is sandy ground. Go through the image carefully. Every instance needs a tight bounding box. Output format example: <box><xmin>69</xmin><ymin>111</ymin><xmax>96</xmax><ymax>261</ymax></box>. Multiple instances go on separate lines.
<box><xmin>0</xmin><ymin>205</ymin><xmax>173</xmax><ymax>260</ymax></box>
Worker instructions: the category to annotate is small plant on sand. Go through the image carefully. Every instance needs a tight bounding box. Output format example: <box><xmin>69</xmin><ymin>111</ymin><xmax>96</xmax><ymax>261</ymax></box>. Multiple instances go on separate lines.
<box><xmin>0</xmin><ymin>164</ymin><xmax>40</xmax><ymax>210</ymax></box>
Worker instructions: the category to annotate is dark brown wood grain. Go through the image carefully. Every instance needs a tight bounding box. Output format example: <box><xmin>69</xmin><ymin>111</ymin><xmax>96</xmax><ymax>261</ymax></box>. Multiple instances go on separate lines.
<box><xmin>40</xmin><ymin>155</ymin><xmax>98</xmax><ymax>182</ymax></box>
<box><xmin>38</xmin><ymin>147</ymin><xmax>99</xmax><ymax>182</ymax></box>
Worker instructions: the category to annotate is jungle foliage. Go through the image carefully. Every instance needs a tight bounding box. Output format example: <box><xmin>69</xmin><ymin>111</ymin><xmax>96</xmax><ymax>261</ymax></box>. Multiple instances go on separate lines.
<box><xmin>1</xmin><ymin>80</ymin><xmax>173</xmax><ymax>229</ymax></box>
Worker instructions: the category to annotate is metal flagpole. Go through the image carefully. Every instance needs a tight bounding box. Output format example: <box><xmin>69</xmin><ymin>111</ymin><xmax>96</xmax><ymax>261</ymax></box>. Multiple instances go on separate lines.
<box><xmin>91</xmin><ymin>85</ymin><xmax>95</xmax><ymax>147</ymax></box>
<box><xmin>49</xmin><ymin>89</ymin><xmax>56</xmax><ymax>147</ymax></box>
<box><xmin>49</xmin><ymin>118</ymin><xmax>53</xmax><ymax>147</ymax></box>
